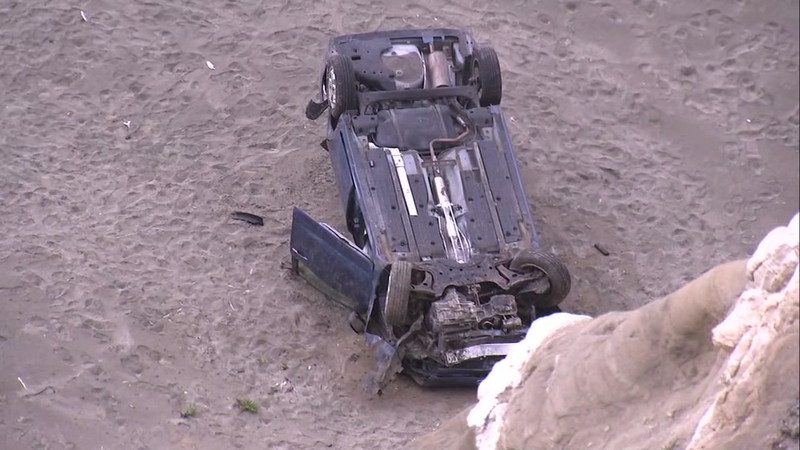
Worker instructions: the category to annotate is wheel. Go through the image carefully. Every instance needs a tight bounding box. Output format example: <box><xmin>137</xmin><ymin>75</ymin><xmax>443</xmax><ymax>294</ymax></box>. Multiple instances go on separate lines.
<box><xmin>324</xmin><ymin>53</ymin><xmax>358</xmax><ymax>119</ymax></box>
<box><xmin>348</xmin><ymin>311</ymin><xmax>366</xmax><ymax>334</ymax></box>
<box><xmin>346</xmin><ymin>190</ymin><xmax>368</xmax><ymax>249</ymax></box>
<box><xmin>510</xmin><ymin>250</ymin><xmax>571</xmax><ymax>308</ymax></box>
<box><xmin>469</xmin><ymin>46</ymin><xmax>502</xmax><ymax>106</ymax></box>
<box><xmin>383</xmin><ymin>261</ymin><xmax>412</xmax><ymax>327</ymax></box>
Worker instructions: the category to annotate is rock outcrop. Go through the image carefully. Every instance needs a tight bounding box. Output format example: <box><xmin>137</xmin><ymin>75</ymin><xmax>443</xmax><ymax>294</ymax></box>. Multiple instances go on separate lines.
<box><xmin>407</xmin><ymin>213</ymin><xmax>799</xmax><ymax>450</ymax></box>
<box><xmin>687</xmin><ymin>213</ymin><xmax>799</xmax><ymax>450</ymax></box>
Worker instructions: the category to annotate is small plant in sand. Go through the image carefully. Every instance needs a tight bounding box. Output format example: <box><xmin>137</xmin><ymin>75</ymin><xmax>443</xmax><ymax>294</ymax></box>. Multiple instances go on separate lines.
<box><xmin>181</xmin><ymin>404</ymin><xmax>198</xmax><ymax>418</ymax></box>
<box><xmin>237</xmin><ymin>398</ymin><xmax>258</xmax><ymax>413</ymax></box>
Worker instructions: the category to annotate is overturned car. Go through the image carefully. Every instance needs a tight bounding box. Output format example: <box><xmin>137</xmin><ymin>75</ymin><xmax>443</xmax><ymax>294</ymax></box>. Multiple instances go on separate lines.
<box><xmin>290</xmin><ymin>28</ymin><xmax>572</xmax><ymax>389</ymax></box>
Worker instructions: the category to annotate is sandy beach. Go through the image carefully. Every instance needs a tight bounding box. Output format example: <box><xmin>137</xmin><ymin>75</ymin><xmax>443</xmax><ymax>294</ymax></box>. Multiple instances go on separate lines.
<box><xmin>1</xmin><ymin>0</ymin><xmax>797</xmax><ymax>449</ymax></box>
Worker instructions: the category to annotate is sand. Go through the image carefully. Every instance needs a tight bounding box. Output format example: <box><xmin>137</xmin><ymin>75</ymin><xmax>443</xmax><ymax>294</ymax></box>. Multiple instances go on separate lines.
<box><xmin>0</xmin><ymin>0</ymin><xmax>797</xmax><ymax>449</ymax></box>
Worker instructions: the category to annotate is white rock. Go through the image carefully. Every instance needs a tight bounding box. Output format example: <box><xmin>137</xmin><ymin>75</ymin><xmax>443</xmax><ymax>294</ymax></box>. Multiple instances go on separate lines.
<box><xmin>688</xmin><ymin>212</ymin><xmax>799</xmax><ymax>450</ymax></box>
<box><xmin>468</xmin><ymin>312</ymin><xmax>591</xmax><ymax>450</ymax></box>
<box><xmin>712</xmin><ymin>288</ymin><xmax>763</xmax><ymax>349</ymax></box>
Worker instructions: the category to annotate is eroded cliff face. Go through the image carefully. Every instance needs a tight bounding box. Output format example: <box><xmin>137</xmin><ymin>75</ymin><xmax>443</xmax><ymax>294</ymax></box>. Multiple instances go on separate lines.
<box><xmin>687</xmin><ymin>213</ymin><xmax>799</xmax><ymax>450</ymax></box>
<box><xmin>407</xmin><ymin>213</ymin><xmax>799</xmax><ymax>450</ymax></box>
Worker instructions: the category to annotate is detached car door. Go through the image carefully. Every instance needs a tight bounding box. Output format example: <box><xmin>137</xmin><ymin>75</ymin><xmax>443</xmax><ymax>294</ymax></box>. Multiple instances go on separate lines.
<box><xmin>289</xmin><ymin>207</ymin><xmax>376</xmax><ymax>313</ymax></box>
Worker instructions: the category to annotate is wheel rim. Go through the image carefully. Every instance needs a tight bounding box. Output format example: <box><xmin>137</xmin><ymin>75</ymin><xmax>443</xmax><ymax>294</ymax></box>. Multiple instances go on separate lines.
<box><xmin>516</xmin><ymin>263</ymin><xmax>552</xmax><ymax>294</ymax></box>
<box><xmin>471</xmin><ymin>59</ymin><xmax>482</xmax><ymax>97</ymax></box>
<box><xmin>326</xmin><ymin>65</ymin><xmax>338</xmax><ymax>110</ymax></box>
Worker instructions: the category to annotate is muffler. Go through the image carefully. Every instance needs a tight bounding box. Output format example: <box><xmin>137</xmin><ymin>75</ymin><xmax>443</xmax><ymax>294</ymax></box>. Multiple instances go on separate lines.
<box><xmin>426</xmin><ymin>48</ymin><xmax>451</xmax><ymax>88</ymax></box>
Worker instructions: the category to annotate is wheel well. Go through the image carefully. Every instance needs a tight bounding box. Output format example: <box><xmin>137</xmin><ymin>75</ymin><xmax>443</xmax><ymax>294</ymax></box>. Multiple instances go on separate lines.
<box><xmin>345</xmin><ymin>186</ymin><xmax>367</xmax><ymax>248</ymax></box>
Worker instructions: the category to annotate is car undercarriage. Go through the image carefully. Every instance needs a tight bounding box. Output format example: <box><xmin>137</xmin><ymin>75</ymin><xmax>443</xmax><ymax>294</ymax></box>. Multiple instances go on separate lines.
<box><xmin>292</xmin><ymin>28</ymin><xmax>572</xmax><ymax>390</ymax></box>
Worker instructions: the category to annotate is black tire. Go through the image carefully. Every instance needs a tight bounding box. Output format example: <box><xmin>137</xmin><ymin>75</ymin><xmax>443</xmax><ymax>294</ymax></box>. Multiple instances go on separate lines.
<box><xmin>345</xmin><ymin>190</ymin><xmax>368</xmax><ymax>249</ymax></box>
<box><xmin>324</xmin><ymin>54</ymin><xmax>358</xmax><ymax>119</ymax></box>
<box><xmin>383</xmin><ymin>261</ymin><xmax>412</xmax><ymax>327</ymax></box>
<box><xmin>510</xmin><ymin>250</ymin><xmax>571</xmax><ymax>308</ymax></box>
<box><xmin>348</xmin><ymin>311</ymin><xmax>366</xmax><ymax>334</ymax></box>
<box><xmin>469</xmin><ymin>46</ymin><xmax>502</xmax><ymax>106</ymax></box>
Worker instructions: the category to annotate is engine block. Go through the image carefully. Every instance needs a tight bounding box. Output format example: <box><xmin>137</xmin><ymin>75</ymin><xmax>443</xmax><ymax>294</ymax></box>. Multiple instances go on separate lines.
<box><xmin>427</xmin><ymin>289</ymin><xmax>522</xmax><ymax>333</ymax></box>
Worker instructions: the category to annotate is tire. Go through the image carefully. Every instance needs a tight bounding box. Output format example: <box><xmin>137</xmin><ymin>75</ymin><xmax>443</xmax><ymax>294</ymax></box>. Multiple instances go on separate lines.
<box><xmin>383</xmin><ymin>261</ymin><xmax>412</xmax><ymax>327</ymax></box>
<box><xmin>510</xmin><ymin>250</ymin><xmax>571</xmax><ymax>308</ymax></box>
<box><xmin>346</xmin><ymin>190</ymin><xmax>368</xmax><ymax>249</ymax></box>
<box><xmin>469</xmin><ymin>46</ymin><xmax>502</xmax><ymax>106</ymax></box>
<box><xmin>324</xmin><ymin>54</ymin><xmax>358</xmax><ymax>119</ymax></box>
<box><xmin>348</xmin><ymin>311</ymin><xmax>366</xmax><ymax>334</ymax></box>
